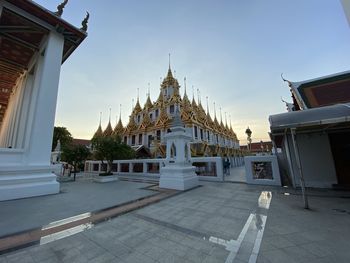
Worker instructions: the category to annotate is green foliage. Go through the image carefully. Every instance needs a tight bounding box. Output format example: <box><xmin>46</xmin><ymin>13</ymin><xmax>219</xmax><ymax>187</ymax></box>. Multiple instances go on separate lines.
<box><xmin>91</xmin><ymin>135</ymin><xmax>135</xmax><ymax>173</ymax></box>
<box><xmin>52</xmin><ymin>126</ymin><xmax>73</xmax><ymax>151</ymax></box>
<box><xmin>61</xmin><ymin>144</ymin><xmax>90</xmax><ymax>171</ymax></box>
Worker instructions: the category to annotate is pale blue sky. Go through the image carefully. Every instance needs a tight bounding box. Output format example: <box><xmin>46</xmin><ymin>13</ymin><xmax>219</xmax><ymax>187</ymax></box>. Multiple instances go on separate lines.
<box><xmin>36</xmin><ymin>0</ymin><xmax>350</xmax><ymax>143</ymax></box>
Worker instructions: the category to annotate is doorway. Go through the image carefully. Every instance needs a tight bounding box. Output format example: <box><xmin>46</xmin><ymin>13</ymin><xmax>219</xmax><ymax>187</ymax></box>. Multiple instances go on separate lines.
<box><xmin>329</xmin><ymin>131</ymin><xmax>350</xmax><ymax>185</ymax></box>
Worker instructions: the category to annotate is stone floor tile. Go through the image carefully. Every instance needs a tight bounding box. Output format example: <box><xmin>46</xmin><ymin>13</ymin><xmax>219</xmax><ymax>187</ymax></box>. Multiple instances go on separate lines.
<box><xmin>28</xmin><ymin>245</ymin><xmax>57</xmax><ymax>262</ymax></box>
<box><xmin>256</xmin><ymin>254</ymin><xmax>272</xmax><ymax>263</ymax></box>
<box><xmin>122</xmin><ymin>251</ymin><xmax>155</xmax><ymax>263</ymax></box>
<box><xmin>144</xmin><ymin>246</ymin><xmax>168</xmax><ymax>261</ymax></box>
<box><xmin>263</xmin><ymin>235</ymin><xmax>295</xmax><ymax>249</ymax></box>
<box><xmin>302</xmin><ymin>242</ymin><xmax>334</xmax><ymax>258</ymax></box>
<box><xmin>281</xmin><ymin>245</ymin><xmax>319</xmax><ymax>263</ymax></box>
<box><xmin>5</xmin><ymin>251</ymin><xmax>35</xmax><ymax>263</ymax></box>
<box><xmin>184</xmin><ymin>249</ymin><xmax>208</xmax><ymax>263</ymax></box>
<box><xmin>88</xmin><ymin>251</ymin><xmax>118</xmax><ymax>263</ymax></box>
<box><xmin>208</xmin><ymin>247</ymin><xmax>228</xmax><ymax>262</ymax></box>
<box><xmin>262</xmin><ymin>248</ymin><xmax>299</xmax><ymax>263</ymax></box>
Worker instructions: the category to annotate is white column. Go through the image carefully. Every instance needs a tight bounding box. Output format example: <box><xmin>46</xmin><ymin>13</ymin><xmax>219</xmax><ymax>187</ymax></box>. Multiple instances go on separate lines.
<box><xmin>24</xmin><ymin>31</ymin><xmax>64</xmax><ymax>165</ymax></box>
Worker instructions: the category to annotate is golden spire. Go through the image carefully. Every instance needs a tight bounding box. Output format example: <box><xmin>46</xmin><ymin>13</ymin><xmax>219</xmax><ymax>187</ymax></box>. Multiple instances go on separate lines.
<box><xmin>144</xmin><ymin>83</ymin><xmax>153</xmax><ymax>109</ymax></box>
<box><xmin>213</xmin><ymin>102</ymin><xmax>217</xmax><ymax>119</ymax></box>
<box><xmin>93</xmin><ymin>112</ymin><xmax>103</xmax><ymax>139</ymax></box>
<box><xmin>133</xmin><ymin>94</ymin><xmax>142</xmax><ymax>115</ymax></box>
<box><xmin>184</xmin><ymin>77</ymin><xmax>187</xmax><ymax>95</ymax></box>
<box><xmin>103</xmin><ymin>108</ymin><xmax>113</xmax><ymax>137</ymax></box>
<box><xmin>213</xmin><ymin>102</ymin><xmax>220</xmax><ymax>131</ymax></box>
<box><xmin>119</xmin><ymin>104</ymin><xmax>122</xmax><ymax>121</ymax></box>
<box><xmin>197</xmin><ymin>88</ymin><xmax>200</xmax><ymax>105</ymax></box>
<box><xmin>219</xmin><ymin>107</ymin><xmax>223</xmax><ymax>125</ymax></box>
<box><xmin>206</xmin><ymin>96</ymin><xmax>209</xmax><ymax>115</ymax></box>
<box><xmin>99</xmin><ymin>111</ymin><xmax>102</xmax><ymax>126</ymax></box>
<box><xmin>168</xmin><ymin>53</ymin><xmax>171</xmax><ymax>70</ymax></box>
<box><xmin>113</xmin><ymin>104</ymin><xmax>124</xmax><ymax>136</ymax></box>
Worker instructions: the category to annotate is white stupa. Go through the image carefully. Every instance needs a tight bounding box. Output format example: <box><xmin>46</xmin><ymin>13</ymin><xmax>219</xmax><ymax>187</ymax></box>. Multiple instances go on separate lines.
<box><xmin>159</xmin><ymin>107</ymin><xmax>199</xmax><ymax>190</ymax></box>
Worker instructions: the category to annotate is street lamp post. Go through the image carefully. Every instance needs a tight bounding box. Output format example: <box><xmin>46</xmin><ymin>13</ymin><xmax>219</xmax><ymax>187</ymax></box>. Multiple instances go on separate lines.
<box><xmin>245</xmin><ymin>127</ymin><xmax>252</xmax><ymax>152</ymax></box>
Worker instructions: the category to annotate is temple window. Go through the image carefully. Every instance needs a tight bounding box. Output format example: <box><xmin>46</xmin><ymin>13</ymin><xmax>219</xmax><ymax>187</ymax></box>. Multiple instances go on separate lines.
<box><xmin>138</xmin><ymin>134</ymin><xmax>142</xmax><ymax>144</ymax></box>
<box><xmin>170</xmin><ymin>142</ymin><xmax>176</xmax><ymax>158</ymax></box>
<box><xmin>169</xmin><ymin>105</ymin><xmax>174</xmax><ymax>114</ymax></box>
<box><xmin>167</xmin><ymin>129</ymin><xmax>171</xmax><ymax>133</ymax></box>
<box><xmin>207</xmin><ymin>131</ymin><xmax>210</xmax><ymax>142</ymax></box>
<box><xmin>124</xmin><ymin>136</ymin><xmax>127</xmax><ymax>144</ymax></box>
<box><xmin>194</xmin><ymin>126</ymin><xmax>198</xmax><ymax>139</ymax></box>
<box><xmin>200</xmin><ymin>129</ymin><xmax>203</xmax><ymax>140</ymax></box>
<box><xmin>155</xmin><ymin>109</ymin><xmax>159</xmax><ymax>117</ymax></box>
<box><xmin>148</xmin><ymin>135</ymin><xmax>152</xmax><ymax>147</ymax></box>
<box><xmin>156</xmin><ymin>130</ymin><xmax>161</xmax><ymax>140</ymax></box>
<box><xmin>150</xmin><ymin>113</ymin><xmax>153</xmax><ymax>120</ymax></box>
<box><xmin>131</xmin><ymin>135</ymin><xmax>136</xmax><ymax>145</ymax></box>
<box><xmin>137</xmin><ymin>115</ymin><xmax>141</xmax><ymax>123</ymax></box>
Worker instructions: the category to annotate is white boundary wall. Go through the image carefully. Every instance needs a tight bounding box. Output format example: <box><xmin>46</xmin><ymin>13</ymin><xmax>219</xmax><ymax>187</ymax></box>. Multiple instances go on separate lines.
<box><xmin>244</xmin><ymin>155</ymin><xmax>281</xmax><ymax>186</ymax></box>
<box><xmin>85</xmin><ymin>156</ymin><xmax>244</xmax><ymax>182</ymax></box>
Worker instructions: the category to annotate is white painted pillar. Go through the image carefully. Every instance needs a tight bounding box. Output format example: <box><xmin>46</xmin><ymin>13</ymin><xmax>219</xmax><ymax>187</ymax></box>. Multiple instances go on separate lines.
<box><xmin>143</xmin><ymin>162</ymin><xmax>147</xmax><ymax>173</ymax></box>
<box><xmin>24</xmin><ymin>31</ymin><xmax>64</xmax><ymax>165</ymax></box>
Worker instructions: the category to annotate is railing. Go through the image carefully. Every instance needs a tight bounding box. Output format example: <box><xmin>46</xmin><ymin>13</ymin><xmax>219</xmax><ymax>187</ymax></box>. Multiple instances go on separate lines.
<box><xmin>85</xmin><ymin>156</ymin><xmax>245</xmax><ymax>182</ymax></box>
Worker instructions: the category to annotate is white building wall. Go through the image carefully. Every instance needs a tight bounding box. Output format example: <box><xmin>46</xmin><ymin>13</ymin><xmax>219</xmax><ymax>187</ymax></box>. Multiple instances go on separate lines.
<box><xmin>287</xmin><ymin>132</ymin><xmax>337</xmax><ymax>188</ymax></box>
<box><xmin>0</xmin><ymin>30</ymin><xmax>65</xmax><ymax>201</ymax></box>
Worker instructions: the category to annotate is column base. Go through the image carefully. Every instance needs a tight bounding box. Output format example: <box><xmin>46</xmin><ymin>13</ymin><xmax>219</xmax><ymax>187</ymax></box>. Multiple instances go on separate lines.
<box><xmin>0</xmin><ymin>166</ymin><xmax>60</xmax><ymax>201</ymax></box>
<box><xmin>159</xmin><ymin>165</ymin><xmax>199</xmax><ymax>191</ymax></box>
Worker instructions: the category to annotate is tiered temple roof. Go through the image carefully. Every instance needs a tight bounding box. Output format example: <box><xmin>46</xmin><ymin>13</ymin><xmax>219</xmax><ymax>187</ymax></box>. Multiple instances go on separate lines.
<box><xmin>92</xmin><ymin>64</ymin><xmax>240</xmax><ymax>157</ymax></box>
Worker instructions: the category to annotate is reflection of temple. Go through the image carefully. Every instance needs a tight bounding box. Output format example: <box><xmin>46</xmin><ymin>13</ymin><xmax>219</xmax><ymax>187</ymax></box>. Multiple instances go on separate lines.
<box><xmin>93</xmin><ymin>65</ymin><xmax>240</xmax><ymax>158</ymax></box>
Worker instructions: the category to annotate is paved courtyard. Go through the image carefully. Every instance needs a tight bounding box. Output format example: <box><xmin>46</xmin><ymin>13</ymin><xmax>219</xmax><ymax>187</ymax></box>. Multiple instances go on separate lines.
<box><xmin>1</xmin><ymin>178</ymin><xmax>350</xmax><ymax>262</ymax></box>
<box><xmin>0</xmin><ymin>176</ymin><xmax>155</xmax><ymax>237</ymax></box>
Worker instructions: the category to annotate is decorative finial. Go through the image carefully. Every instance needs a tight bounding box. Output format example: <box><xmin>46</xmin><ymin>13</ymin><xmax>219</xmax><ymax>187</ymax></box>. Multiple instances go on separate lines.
<box><xmin>54</xmin><ymin>0</ymin><xmax>68</xmax><ymax>17</ymax></box>
<box><xmin>214</xmin><ymin>102</ymin><xmax>216</xmax><ymax>118</ymax></box>
<box><xmin>192</xmin><ymin>85</ymin><xmax>195</xmax><ymax>100</ymax></box>
<box><xmin>99</xmin><ymin>111</ymin><xmax>102</xmax><ymax>126</ymax></box>
<box><xmin>119</xmin><ymin>104</ymin><xmax>122</xmax><ymax>121</ymax></box>
<box><xmin>132</xmin><ymin>98</ymin><xmax>134</xmax><ymax>110</ymax></box>
<box><xmin>197</xmin><ymin>88</ymin><xmax>200</xmax><ymax>104</ymax></box>
<box><xmin>206</xmin><ymin>96</ymin><xmax>209</xmax><ymax>114</ymax></box>
<box><xmin>80</xmin><ymin>11</ymin><xmax>90</xmax><ymax>31</ymax></box>
<box><xmin>147</xmin><ymin>83</ymin><xmax>150</xmax><ymax>97</ymax></box>
<box><xmin>137</xmin><ymin>88</ymin><xmax>139</xmax><ymax>101</ymax></box>
<box><xmin>225</xmin><ymin>112</ymin><xmax>227</xmax><ymax>126</ymax></box>
<box><xmin>184</xmin><ymin>77</ymin><xmax>187</xmax><ymax>95</ymax></box>
<box><xmin>220</xmin><ymin>107</ymin><xmax>222</xmax><ymax>123</ymax></box>
<box><xmin>168</xmin><ymin>53</ymin><xmax>171</xmax><ymax>70</ymax></box>
<box><xmin>229</xmin><ymin>114</ymin><xmax>232</xmax><ymax>128</ymax></box>
<box><xmin>281</xmin><ymin>73</ymin><xmax>291</xmax><ymax>86</ymax></box>
<box><xmin>109</xmin><ymin>108</ymin><xmax>111</xmax><ymax>122</ymax></box>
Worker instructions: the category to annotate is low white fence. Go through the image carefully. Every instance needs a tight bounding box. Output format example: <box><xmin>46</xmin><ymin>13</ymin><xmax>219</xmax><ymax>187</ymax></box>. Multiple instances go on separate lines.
<box><xmin>84</xmin><ymin>156</ymin><xmax>244</xmax><ymax>182</ymax></box>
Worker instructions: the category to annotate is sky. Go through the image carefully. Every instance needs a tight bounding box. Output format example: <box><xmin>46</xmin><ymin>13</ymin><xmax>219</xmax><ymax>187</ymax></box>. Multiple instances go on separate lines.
<box><xmin>36</xmin><ymin>0</ymin><xmax>350</xmax><ymax>144</ymax></box>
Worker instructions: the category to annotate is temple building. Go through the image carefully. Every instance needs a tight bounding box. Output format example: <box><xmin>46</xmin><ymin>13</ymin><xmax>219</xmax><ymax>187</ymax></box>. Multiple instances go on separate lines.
<box><xmin>93</xmin><ymin>65</ymin><xmax>240</xmax><ymax>158</ymax></box>
<box><xmin>0</xmin><ymin>0</ymin><xmax>88</xmax><ymax>200</ymax></box>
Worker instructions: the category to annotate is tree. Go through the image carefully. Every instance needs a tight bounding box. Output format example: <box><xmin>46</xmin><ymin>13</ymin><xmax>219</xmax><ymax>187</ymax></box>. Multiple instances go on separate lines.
<box><xmin>61</xmin><ymin>144</ymin><xmax>90</xmax><ymax>181</ymax></box>
<box><xmin>91</xmin><ymin>135</ymin><xmax>135</xmax><ymax>174</ymax></box>
<box><xmin>52</xmin><ymin>126</ymin><xmax>73</xmax><ymax>151</ymax></box>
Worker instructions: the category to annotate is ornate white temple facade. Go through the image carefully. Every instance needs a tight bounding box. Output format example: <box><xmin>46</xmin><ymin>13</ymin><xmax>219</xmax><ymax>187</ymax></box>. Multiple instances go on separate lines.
<box><xmin>93</xmin><ymin>66</ymin><xmax>240</xmax><ymax>158</ymax></box>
